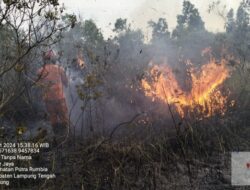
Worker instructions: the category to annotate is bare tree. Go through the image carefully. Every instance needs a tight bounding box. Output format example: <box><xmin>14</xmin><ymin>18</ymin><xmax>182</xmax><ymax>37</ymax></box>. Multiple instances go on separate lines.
<box><xmin>0</xmin><ymin>0</ymin><xmax>76</xmax><ymax>115</ymax></box>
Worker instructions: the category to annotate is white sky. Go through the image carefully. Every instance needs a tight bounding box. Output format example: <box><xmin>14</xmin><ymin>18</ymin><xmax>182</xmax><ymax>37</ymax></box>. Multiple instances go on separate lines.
<box><xmin>60</xmin><ymin>0</ymin><xmax>241</xmax><ymax>39</ymax></box>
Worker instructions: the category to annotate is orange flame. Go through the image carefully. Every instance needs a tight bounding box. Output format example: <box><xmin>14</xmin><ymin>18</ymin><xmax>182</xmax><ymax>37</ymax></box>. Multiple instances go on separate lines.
<box><xmin>77</xmin><ymin>51</ymin><xmax>85</xmax><ymax>69</ymax></box>
<box><xmin>141</xmin><ymin>57</ymin><xmax>231</xmax><ymax>118</ymax></box>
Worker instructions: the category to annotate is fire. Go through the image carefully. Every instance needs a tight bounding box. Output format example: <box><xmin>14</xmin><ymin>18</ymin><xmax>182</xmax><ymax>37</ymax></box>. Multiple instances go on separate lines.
<box><xmin>77</xmin><ymin>51</ymin><xmax>85</xmax><ymax>69</ymax></box>
<box><xmin>141</xmin><ymin>57</ymin><xmax>231</xmax><ymax>118</ymax></box>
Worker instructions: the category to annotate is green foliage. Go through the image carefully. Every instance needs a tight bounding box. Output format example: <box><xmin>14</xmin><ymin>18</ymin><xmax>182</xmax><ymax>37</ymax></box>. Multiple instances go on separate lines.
<box><xmin>62</xmin><ymin>14</ymin><xmax>77</xmax><ymax>28</ymax></box>
<box><xmin>82</xmin><ymin>20</ymin><xmax>104</xmax><ymax>48</ymax></box>
<box><xmin>77</xmin><ymin>73</ymin><xmax>103</xmax><ymax>101</ymax></box>
<box><xmin>226</xmin><ymin>9</ymin><xmax>235</xmax><ymax>33</ymax></box>
<box><xmin>148</xmin><ymin>18</ymin><xmax>170</xmax><ymax>42</ymax></box>
<box><xmin>223</xmin><ymin>1</ymin><xmax>250</xmax><ymax>62</ymax></box>
<box><xmin>236</xmin><ymin>1</ymin><xmax>249</xmax><ymax>31</ymax></box>
<box><xmin>113</xmin><ymin>18</ymin><xmax>128</xmax><ymax>33</ymax></box>
<box><xmin>173</xmin><ymin>0</ymin><xmax>205</xmax><ymax>39</ymax></box>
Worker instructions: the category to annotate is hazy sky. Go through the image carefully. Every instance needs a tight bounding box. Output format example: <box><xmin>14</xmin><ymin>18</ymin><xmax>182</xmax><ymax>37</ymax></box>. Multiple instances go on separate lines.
<box><xmin>60</xmin><ymin>0</ymin><xmax>241</xmax><ymax>38</ymax></box>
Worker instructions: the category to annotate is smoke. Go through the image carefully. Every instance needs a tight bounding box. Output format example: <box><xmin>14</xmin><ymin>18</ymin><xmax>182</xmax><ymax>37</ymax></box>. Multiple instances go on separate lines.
<box><xmin>137</xmin><ymin>0</ymin><xmax>240</xmax><ymax>33</ymax></box>
<box><xmin>53</xmin><ymin>0</ymin><xmax>245</xmax><ymax>137</ymax></box>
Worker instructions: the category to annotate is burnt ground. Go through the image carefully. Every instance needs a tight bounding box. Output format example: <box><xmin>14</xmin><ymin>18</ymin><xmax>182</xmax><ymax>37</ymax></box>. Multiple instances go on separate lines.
<box><xmin>2</xmin><ymin>107</ymin><xmax>249</xmax><ymax>190</ymax></box>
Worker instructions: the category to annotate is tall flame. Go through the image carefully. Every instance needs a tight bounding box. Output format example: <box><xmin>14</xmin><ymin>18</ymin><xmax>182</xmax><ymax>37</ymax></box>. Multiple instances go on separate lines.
<box><xmin>141</xmin><ymin>57</ymin><xmax>230</xmax><ymax>118</ymax></box>
<box><xmin>77</xmin><ymin>51</ymin><xmax>85</xmax><ymax>69</ymax></box>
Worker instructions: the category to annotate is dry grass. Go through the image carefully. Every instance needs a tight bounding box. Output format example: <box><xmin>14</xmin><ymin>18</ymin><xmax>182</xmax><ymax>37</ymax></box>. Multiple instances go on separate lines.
<box><xmin>34</xmin><ymin>108</ymin><xmax>249</xmax><ymax>190</ymax></box>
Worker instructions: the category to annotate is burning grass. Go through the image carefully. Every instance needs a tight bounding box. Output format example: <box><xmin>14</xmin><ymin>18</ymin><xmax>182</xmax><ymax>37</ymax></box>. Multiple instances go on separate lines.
<box><xmin>141</xmin><ymin>56</ymin><xmax>233</xmax><ymax>118</ymax></box>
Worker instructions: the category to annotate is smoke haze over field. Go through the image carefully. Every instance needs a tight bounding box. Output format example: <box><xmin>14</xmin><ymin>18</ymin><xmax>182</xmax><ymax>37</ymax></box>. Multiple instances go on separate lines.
<box><xmin>60</xmin><ymin>0</ymin><xmax>241</xmax><ymax>38</ymax></box>
<box><xmin>51</xmin><ymin>0</ymin><xmax>249</xmax><ymax>137</ymax></box>
<box><xmin>0</xmin><ymin>0</ymin><xmax>250</xmax><ymax>188</ymax></box>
